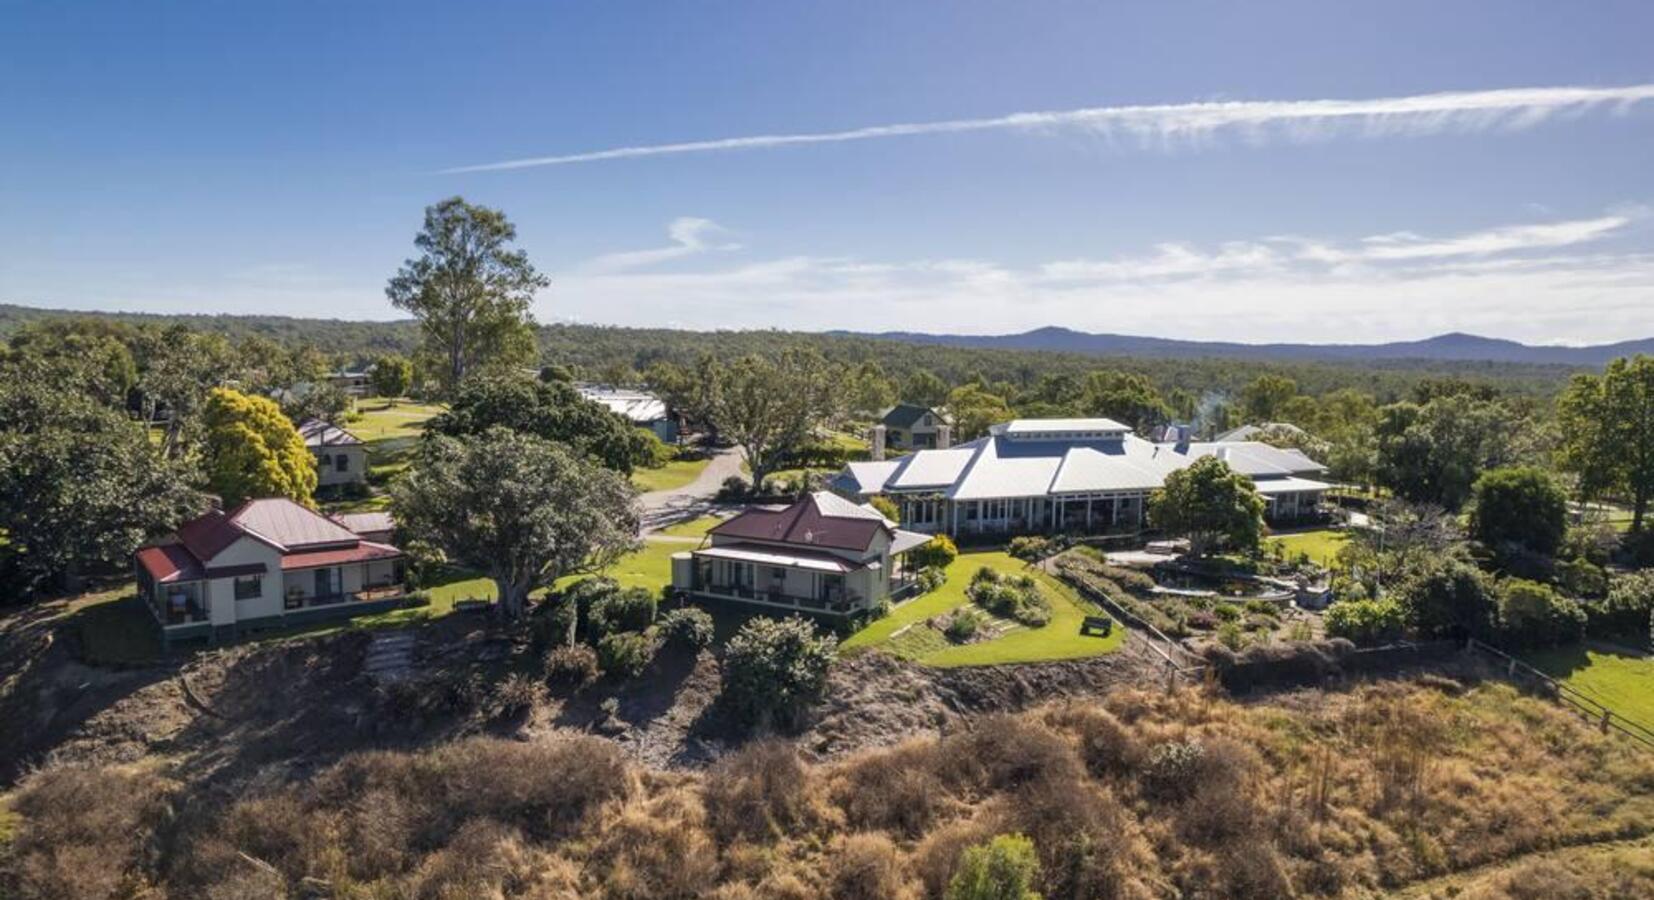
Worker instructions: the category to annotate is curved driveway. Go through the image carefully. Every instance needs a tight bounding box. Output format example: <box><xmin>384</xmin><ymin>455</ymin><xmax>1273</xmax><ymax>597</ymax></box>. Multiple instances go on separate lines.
<box><xmin>637</xmin><ymin>447</ymin><xmax>745</xmax><ymax>534</ymax></box>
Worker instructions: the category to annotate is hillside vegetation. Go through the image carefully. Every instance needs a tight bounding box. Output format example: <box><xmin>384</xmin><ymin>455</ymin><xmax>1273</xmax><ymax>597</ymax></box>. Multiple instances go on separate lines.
<box><xmin>0</xmin><ymin>302</ymin><xmax>1579</xmax><ymax>399</ymax></box>
<box><xmin>5</xmin><ymin>677</ymin><xmax>1650</xmax><ymax>898</ymax></box>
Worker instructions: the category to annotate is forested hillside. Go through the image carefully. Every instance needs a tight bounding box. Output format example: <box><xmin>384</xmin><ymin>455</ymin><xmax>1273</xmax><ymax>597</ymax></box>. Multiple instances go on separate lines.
<box><xmin>0</xmin><ymin>303</ymin><xmax>1581</xmax><ymax>401</ymax></box>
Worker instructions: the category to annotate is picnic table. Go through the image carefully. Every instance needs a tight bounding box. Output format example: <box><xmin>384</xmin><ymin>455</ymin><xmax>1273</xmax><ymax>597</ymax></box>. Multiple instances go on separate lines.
<box><xmin>1080</xmin><ymin>615</ymin><xmax>1114</xmax><ymax>637</ymax></box>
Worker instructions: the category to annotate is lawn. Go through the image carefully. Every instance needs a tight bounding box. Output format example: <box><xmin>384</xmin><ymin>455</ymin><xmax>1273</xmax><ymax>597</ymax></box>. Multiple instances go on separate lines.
<box><xmin>1267</xmin><ymin>529</ymin><xmax>1349</xmax><ymax>567</ymax></box>
<box><xmin>841</xmin><ymin>551</ymin><xmax>1125</xmax><ymax>667</ymax></box>
<box><xmin>656</xmin><ymin>515</ymin><xmax>725</xmax><ymax>538</ymax></box>
<box><xmin>348</xmin><ymin>400</ymin><xmax>445</xmax><ymax>444</ymax></box>
<box><xmin>631</xmin><ymin>456</ymin><xmax>712</xmax><ymax>493</ymax></box>
<box><xmin>1529</xmin><ymin>643</ymin><xmax>1654</xmax><ymax>729</ymax></box>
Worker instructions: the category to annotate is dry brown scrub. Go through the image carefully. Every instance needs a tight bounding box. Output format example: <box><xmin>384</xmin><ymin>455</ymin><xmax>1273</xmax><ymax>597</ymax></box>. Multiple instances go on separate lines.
<box><xmin>4</xmin><ymin>678</ymin><xmax>1652</xmax><ymax>898</ymax></box>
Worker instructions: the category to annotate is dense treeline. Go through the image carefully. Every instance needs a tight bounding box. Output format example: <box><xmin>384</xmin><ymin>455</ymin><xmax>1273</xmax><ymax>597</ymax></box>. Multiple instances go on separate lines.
<box><xmin>1</xmin><ymin>303</ymin><xmax>1580</xmax><ymax>401</ymax></box>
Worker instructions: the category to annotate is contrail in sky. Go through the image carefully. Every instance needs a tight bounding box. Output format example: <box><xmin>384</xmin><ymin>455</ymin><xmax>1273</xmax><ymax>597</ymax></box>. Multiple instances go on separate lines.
<box><xmin>442</xmin><ymin>84</ymin><xmax>1654</xmax><ymax>173</ymax></box>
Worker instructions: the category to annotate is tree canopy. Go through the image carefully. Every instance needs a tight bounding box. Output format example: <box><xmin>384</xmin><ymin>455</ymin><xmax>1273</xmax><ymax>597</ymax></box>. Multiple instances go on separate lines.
<box><xmin>0</xmin><ymin>352</ymin><xmax>203</xmax><ymax>597</ymax></box>
<box><xmin>390</xmin><ymin>427</ymin><xmax>639</xmax><ymax>620</ymax></box>
<box><xmin>1147</xmin><ymin>456</ymin><xmax>1265</xmax><ymax>556</ymax></box>
<box><xmin>426</xmin><ymin>375</ymin><xmax>655</xmax><ymax>474</ymax></box>
<box><xmin>386</xmin><ymin>197</ymin><xmax>547</xmax><ymax>392</ymax></box>
<box><xmin>696</xmin><ymin>349</ymin><xmax>845</xmax><ymax>489</ymax></box>
<box><xmin>1374</xmin><ymin>393</ymin><xmax>1520</xmax><ymax>510</ymax></box>
<box><xmin>1469</xmin><ymin>466</ymin><xmax>1567</xmax><ymax>558</ymax></box>
<box><xmin>1557</xmin><ymin>354</ymin><xmax>1654</xmax><ymax>532</ymax></box>
<box><xmin>371</xmin><ymin>354</ymin><xmax>413</xmax><ymax>401</ymax></box>
<box><xmin>200</xmin><ymin>388</ymin><xmax>317</xmax><ymax>507</ymax></box>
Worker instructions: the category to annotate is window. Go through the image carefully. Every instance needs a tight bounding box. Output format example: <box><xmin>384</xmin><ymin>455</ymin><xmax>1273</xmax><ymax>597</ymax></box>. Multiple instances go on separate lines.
<box><xmin>335</xmin><ymin>453</ymin><xmax>350</xmax><ymax>472</ymax></box>
<box><xmin>318</xmin><ymin>453</ymin><xmax>332</xmax><ymax>468</ymax></box>
<box><xmin>234</xmin><ymin>575</ymin><xmax>262</xmax><ymax>601</ymax></box>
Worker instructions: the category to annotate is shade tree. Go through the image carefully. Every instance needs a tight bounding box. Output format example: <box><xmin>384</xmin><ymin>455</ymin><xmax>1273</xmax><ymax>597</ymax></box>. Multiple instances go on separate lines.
<box><xmin>1557</xmin><ymin>355</ymin><xmax>1654</xmax><ymax>532</ymax></box>
<box><xmin>0</xmin><ymin>353</ymin><xmax>204</xmax><ymax>597</ymax></box>
<box><xmin>425</xmin><ymin>375</ymin><xmax>655</xmax><ymax>474</ymax></box>
<box><xmin>390</xmin><ymin>427</ymin><xmax>639</xmax><ymax>620</ymax></box>
<box><xmin>1148</xmin><ymin>456</ymin><xmax>1265</xmax><ymax>556</ymax></box>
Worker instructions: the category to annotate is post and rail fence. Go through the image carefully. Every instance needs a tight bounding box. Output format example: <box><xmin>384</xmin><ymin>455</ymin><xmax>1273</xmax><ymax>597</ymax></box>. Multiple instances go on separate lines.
<box><xmin>1466</xmin><ymin>638</ymin><xmax>1654</xmax><ymax>752</ymax></box>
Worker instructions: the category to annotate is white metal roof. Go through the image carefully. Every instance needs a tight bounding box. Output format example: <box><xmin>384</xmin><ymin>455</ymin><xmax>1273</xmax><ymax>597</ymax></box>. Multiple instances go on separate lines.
<box><xmin>1172</xmin><ymin>442</ymin><xmax>1326</xmax><ymax>478</ymax></box>
<box><xmin>1048</xmin><ymin>435</ymin><xmax>1186</xmax><ymax>494</ymax></box>
<box><xmin>836</xmin><ymin>418</ymin><xmax>1330</xmax><ymax>503</ymax></box>
<box><xmin>995</xmin><ymin>418</ymin><xmax>1130</xmax><ymax>439</ymax></box>
<box><xmin>835</xmin><ymin>460</ymin><xmax>901</xmax><ymax>495</ymax></box>
<box><xmin>887</xmin><ymin>444</ymin><xmax>979</xmax><ymax>490</ymax></box>
<box><xmin>576</xmin><ymin>385</ymin><xmax>670</xmax><ymax>424</ymax></box>
<box><xmin>889</xmin><ymin>529</ymin><xmax>934</xmax><ymax>555</ymax></box>
<box><xmin>693</xmin><ymin>543</ymin><xmax>857</xmax><ymax>573</ymax></box>
<box><xmin>1252</xmin><ymin>476</ymin><xmax>1335</xmax><ymax>495</ymax></box>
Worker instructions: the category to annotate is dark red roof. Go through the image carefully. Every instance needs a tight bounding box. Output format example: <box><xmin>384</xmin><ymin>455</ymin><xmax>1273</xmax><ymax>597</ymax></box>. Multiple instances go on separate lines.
<box><xmin>710</xmin><ymin>494</ymin><xmax>887</xmax><ymax>552</ymax></box>
<box><xmin>136</xmin><ymin>544</ymin><xmax>204</xmax><ymax>584</ymax></box>
<box><xmin>279</xmin><ymin>541</ymin><xmax>402</xmax><ymax>571</ymax></box>
<box><xmin>176</xmin><ymin>510</ymin><xmax>249</xmax><ymax>561</ymax></box>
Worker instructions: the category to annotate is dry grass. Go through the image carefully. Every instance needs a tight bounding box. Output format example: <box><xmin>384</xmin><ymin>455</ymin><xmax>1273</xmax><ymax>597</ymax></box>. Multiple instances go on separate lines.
<box><xmin>4</xmin><ymin>679</ymin><xmax>1653</xmax><ymax>898</ymax></box>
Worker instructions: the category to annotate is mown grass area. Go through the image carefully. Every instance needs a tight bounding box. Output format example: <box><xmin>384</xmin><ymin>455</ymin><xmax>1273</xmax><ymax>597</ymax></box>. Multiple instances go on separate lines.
<box><xmin>631</xmin><ymin>456</ymin><xmax>711</xmax><ymax>493</ymax></box>
<box><xmin>841</xmin><ymin>551</ymin><xmax>1125</xmax><ymax>667</ymax></box>
<box><xmin>1529</xmin><ymin>643</ymin><xmax>1654</xmax><ymax>728</ymax></box>
<box><xmin>656</xmin><ymin>515</ymin><xmax>724</xmax><ymax>538</ymax></box>
<box><xmin>1266</xmin><ymin>528</ymin><xmax>1349</xmax><ymax>567</ymax></box>
<box><xmin>347</xmin><ymin>400</ymin><xmax>445</xmax><ymax>444</ymax></box>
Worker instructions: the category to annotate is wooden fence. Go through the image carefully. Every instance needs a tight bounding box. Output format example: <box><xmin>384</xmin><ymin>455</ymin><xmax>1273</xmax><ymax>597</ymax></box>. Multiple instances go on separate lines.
<box><xmin>1052</xmin><ymin>559</ymin><xmax>1206</xmax><ymax>690</ymax></box>
<box><xmin>1467</xmin><ymin>638</ymin><xmax>1654</xmax><ymax>752</ymax></box>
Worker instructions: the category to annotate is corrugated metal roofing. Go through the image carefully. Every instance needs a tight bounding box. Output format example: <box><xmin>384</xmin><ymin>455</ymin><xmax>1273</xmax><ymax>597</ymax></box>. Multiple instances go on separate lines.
<box><xmin>279</xmin><ymin>541</ymin><xmax>401</xmax><ymax>571</ymax></box>
<box><xmin>1252</xmin><ymin>476</ymin><xmax>1335</xmax><ymax>495</ymax></box>
<box><xmin>887</xmin><ymin>444</ymin><xmax>979</xmax><ymax>489</ymax></box>
<box><xmin>839</xmin><ymin>420</ymin><xmax>1329</xmax><ymax>503</ymax></box>
<box><xmin>297</xmin><ymin>418</ymin><xmax>364</xmax><ymax>448</ymax></box>
<box><xmin>711</xmin><ymin>492</ymin><xmax>889</xmax><ymax>551</ymax></box>
<box><xmin>836</xmin><ymin>460</ymin><xmax>901</xmax><ymax>494</ymax></box>
<box><xmin>694</xmin><ymin>543</ymin><xmax>856</xmax><ymax>574</ymax></box>
<box><xmin>136</xmin><ymin>544</ymin><xmax>204</xmax><ymax>583</ymax></box>
<box><xmin>576</xmin><ymin>385</ymin><xmax>670</xmax><ymax>423</ymax></box>
<box><xmin>232</xmin><ymin>499</ymin><xmax>362</xmax><ymax>550</ymax></box>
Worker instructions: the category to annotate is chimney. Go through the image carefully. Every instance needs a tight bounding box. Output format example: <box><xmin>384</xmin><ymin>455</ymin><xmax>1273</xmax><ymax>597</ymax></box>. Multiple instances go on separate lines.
<box><xmin>870</xmin><ymin>424</ymin><xmax>887</xmax><ymax>461</ymax></box>
<box><xmin>935</xmin><ymin>423</ymin><xmax>951</xmax><ymax>450</ymax></box>
<box><xmin>1174</xmin><ymin>423</ymin><xmax>1192</xmax><ymax>451</ymax></box>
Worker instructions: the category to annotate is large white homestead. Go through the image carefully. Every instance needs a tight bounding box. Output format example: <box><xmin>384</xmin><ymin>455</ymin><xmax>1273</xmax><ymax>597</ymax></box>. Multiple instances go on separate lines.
<box><xmin>831</xmin><ymin>418</ymin><xmax>1331</xmax><ymax>538</ymax></box>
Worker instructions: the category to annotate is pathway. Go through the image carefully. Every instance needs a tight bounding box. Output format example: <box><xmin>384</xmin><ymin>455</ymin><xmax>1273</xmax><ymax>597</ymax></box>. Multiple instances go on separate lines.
<box><xmin>362</xmin><ymin>630</ymin><xmax>418</xmax><ymax>683</ymax></box>
<box><xmin>637</xmin><ymin>446</ymin><xmax>744</xmax><ymax>534</ymax></box>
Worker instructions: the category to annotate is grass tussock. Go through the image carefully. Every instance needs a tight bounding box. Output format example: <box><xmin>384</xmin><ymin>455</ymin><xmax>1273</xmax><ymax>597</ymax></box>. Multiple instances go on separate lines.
<box><xmin>4</xmin><ymin>679</ymin><xmax>1653</xmax><ymax>898</ymax></box>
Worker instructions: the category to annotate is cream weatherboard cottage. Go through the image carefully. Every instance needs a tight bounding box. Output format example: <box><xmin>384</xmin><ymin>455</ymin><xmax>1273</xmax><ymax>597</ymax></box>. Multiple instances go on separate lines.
<box><xmin>135</xmin><ymin>498</ymin><xmax>405</xmax><ymax>645</ymax></box>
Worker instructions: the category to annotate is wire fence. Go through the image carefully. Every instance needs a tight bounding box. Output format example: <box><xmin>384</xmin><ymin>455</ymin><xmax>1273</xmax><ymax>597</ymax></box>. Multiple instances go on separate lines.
<box><xmin>1466</xmin><ymin>638</ymin><xmax>1654</xmax><ymax>752</ymax></box>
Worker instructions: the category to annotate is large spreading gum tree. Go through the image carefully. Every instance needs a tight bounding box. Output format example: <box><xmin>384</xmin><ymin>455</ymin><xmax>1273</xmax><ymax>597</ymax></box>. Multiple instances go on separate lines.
<box><xmin>1558</xmin><ymin>355</ymin><xmax>1654</xmax><ymax>533</ymax></box>
<box><xmin>390</xmin><ymin>427</ymin><xmax>640</xmax><ymax>620</ymax></box>
<box><xmin>386</xmin><ymin>197</ymin><xmax>548</xmax><ymax>393</ymax></box>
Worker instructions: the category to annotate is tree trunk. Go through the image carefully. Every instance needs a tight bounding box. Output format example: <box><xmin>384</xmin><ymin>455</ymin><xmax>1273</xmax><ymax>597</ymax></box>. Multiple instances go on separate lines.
<box><xmin>494</xmin><ymin>577</ymin><xmax>527</xmax><ymax>621</ymax></box>
<box><xmin>1635</xmin><ymin>487</ymin><xmax>1648</xmax><ymax>534</ymax></box>
<box><xmin>745</xmin><ymin>447</ymin><xmax>770</xmax><ymax>494</ymax></box>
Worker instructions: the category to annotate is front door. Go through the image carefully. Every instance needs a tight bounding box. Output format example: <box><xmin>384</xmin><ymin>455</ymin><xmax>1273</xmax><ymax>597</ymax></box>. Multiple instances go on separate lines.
<box><xmin>314</xmin><ymin>568</ymin><xmax>334</xmax><ymax>601</ymax></box>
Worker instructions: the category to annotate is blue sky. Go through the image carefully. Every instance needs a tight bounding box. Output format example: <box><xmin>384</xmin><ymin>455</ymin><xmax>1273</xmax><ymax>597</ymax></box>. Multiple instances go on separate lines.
<box><xmin>2</xmin><ymin>1</ymin><xmax>1652</xmax><ymax>343</ymax></box>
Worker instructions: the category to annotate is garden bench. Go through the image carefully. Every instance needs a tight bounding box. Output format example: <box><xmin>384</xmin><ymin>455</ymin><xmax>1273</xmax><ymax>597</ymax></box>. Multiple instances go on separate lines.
<box><xmin>453</xmin><ymin>598</ymin><xmax>494</xmax><ymax>614</ymax></box>
<box><xmin>1080</xmin><ymin>615</ymin><xmax>1114</xmax><ymax>637</ymax></box>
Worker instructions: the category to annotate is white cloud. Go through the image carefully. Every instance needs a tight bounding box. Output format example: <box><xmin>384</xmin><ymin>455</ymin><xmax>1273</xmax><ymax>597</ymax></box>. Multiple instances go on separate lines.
<box><xmin>1353</xmin><ymin>215</ymin><xmax>1633</xmax><ymax>260</ymax></box>
<box><xmin>547</xmin><ymin>212</ymin><xmax>1654</xmax><ymax>343</ymax></box>
<box><xmin>445</xmin><ymin>84</ymin><xmax>1654</xmax><ymax>172</ymax></box>
<box><xmin>580</xmin><ymin>217</ymin><xmax>740</xmax><ymax>272</ymax></box>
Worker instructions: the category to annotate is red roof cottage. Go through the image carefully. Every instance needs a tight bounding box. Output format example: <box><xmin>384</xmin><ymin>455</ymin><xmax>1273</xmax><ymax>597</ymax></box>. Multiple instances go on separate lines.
<box><xmin>135</xmin><ymin>498</ymin><xmax>405</xmax><ymax>645</ymax></box>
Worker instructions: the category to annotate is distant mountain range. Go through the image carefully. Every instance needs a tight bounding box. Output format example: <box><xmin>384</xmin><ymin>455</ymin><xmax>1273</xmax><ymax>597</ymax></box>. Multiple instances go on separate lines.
<box><xmin>837</xmin><ymin>327</ymin><xmax>1654</xmax><ymax>367</ymax></box>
